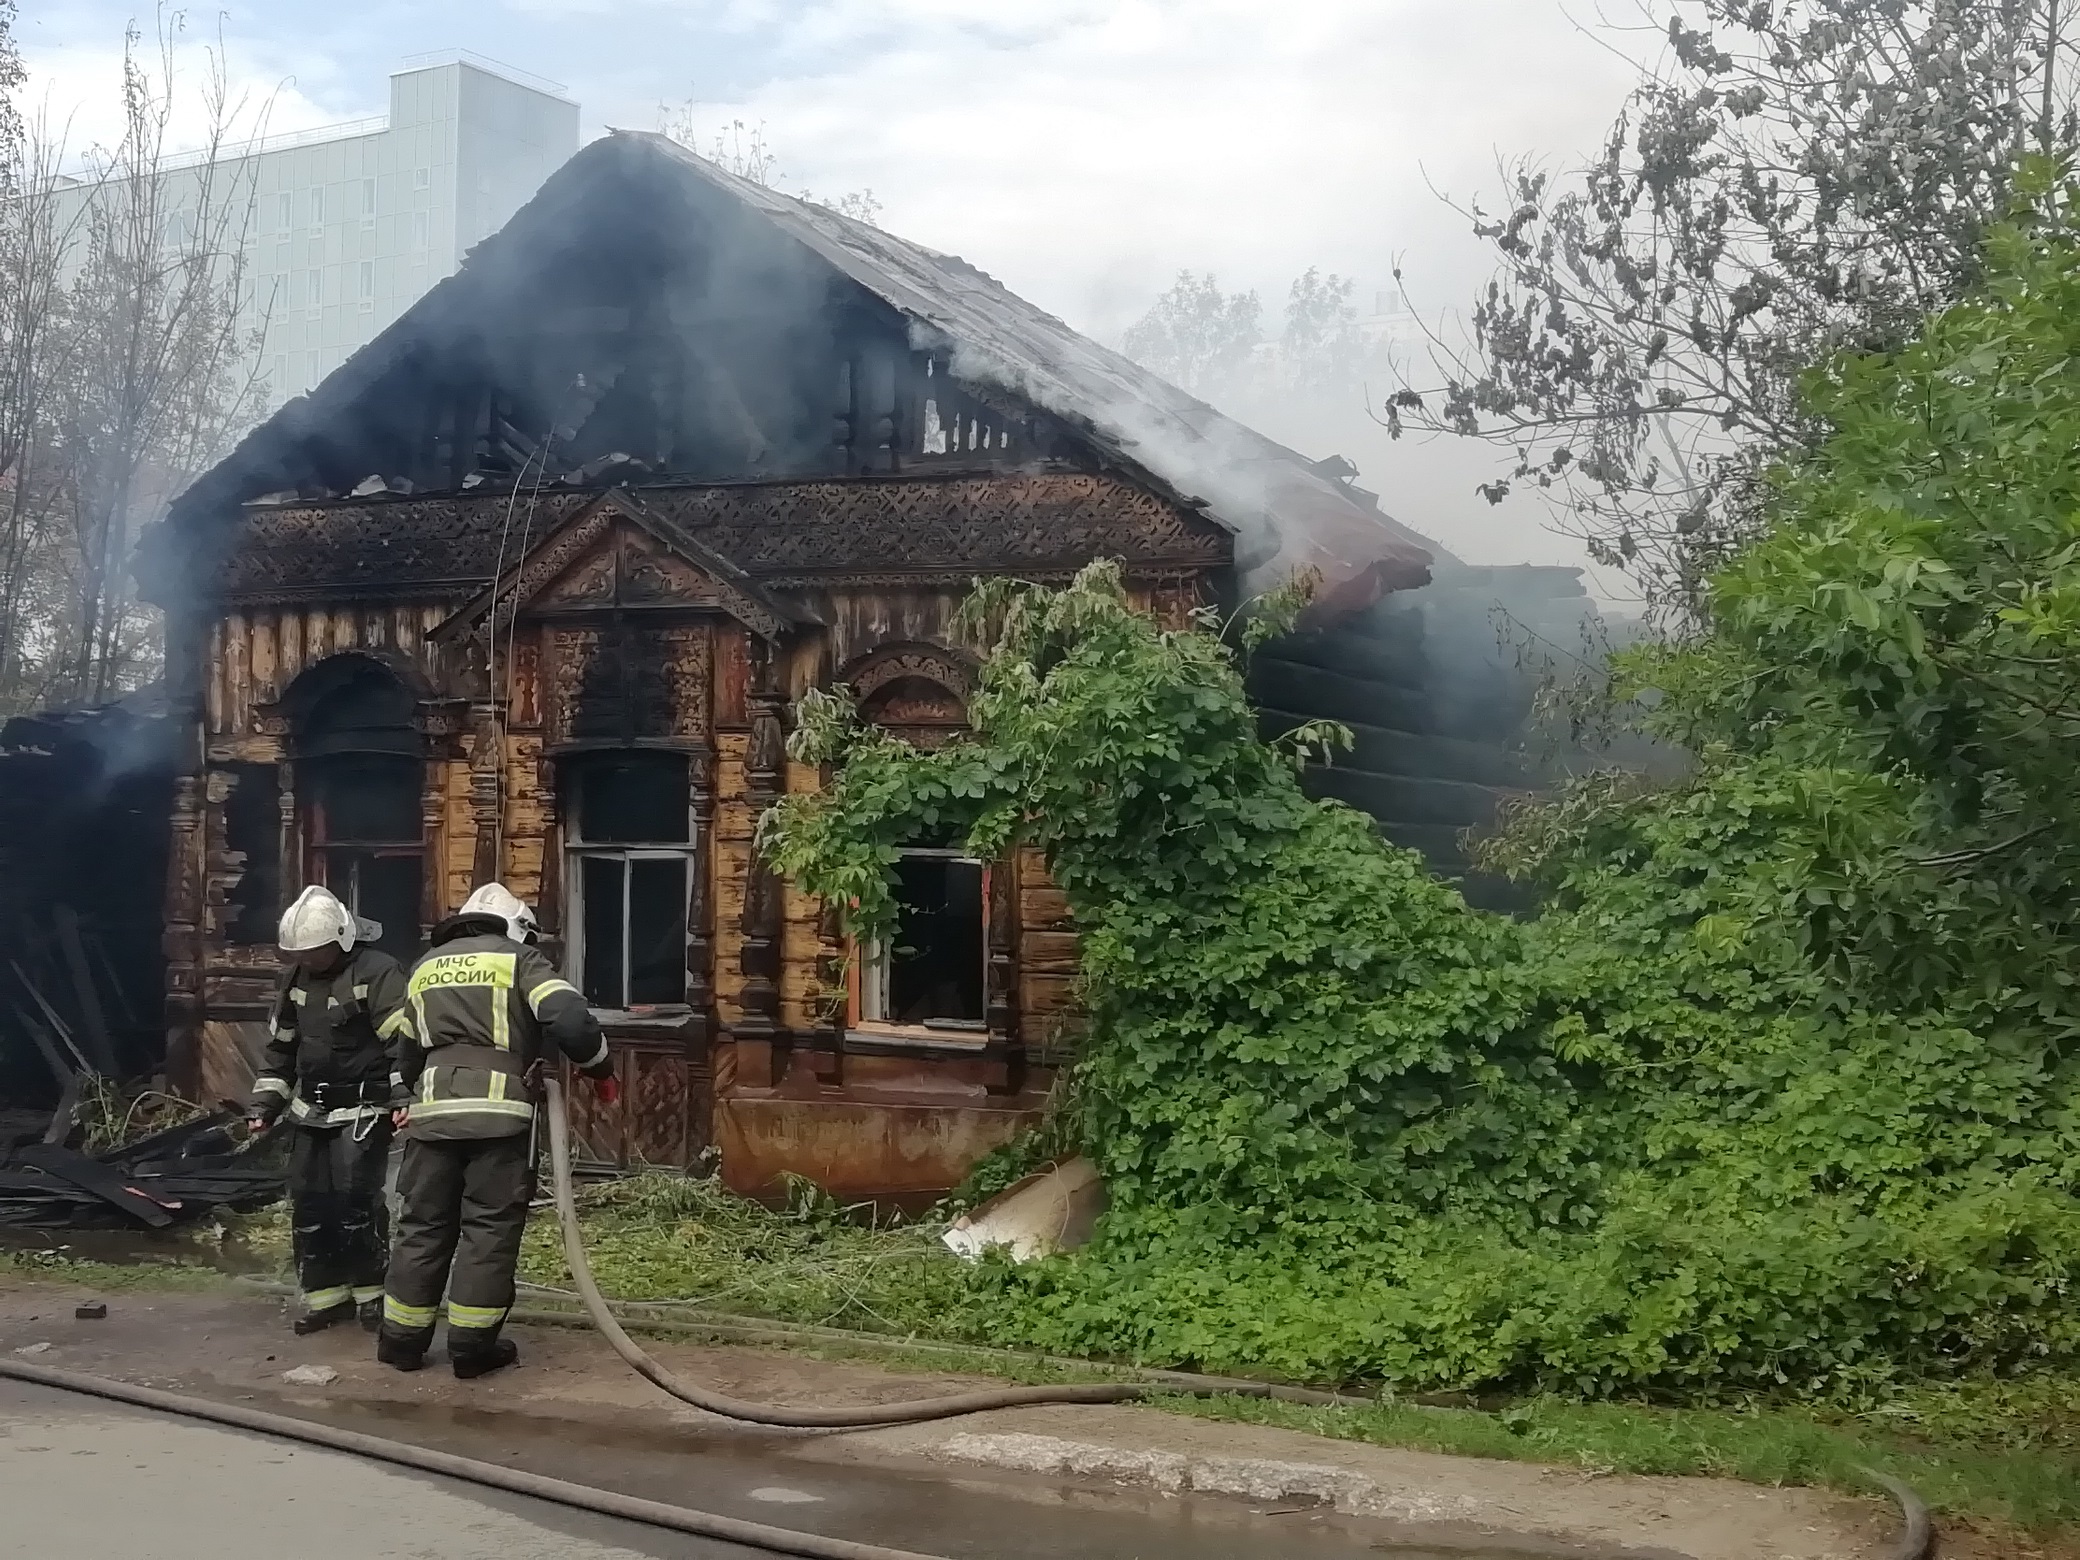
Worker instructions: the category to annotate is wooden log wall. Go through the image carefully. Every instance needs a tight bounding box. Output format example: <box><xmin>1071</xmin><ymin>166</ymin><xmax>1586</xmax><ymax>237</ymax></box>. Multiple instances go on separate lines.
<box><xmin>1247</xmin><ymin>564</ymin><xmax>1599</xmax><ymax>907</ymax></box>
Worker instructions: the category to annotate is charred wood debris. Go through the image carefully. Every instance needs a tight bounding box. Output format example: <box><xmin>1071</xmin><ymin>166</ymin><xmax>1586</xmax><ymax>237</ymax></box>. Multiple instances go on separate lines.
<box><xmin>0</xmin><ymin>696</ymin><xmax>283</xmax><ymax>1231</ymax></box>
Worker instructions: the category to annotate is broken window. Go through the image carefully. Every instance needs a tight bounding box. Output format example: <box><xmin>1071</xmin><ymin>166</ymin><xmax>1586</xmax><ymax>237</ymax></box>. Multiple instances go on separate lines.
<box><xmin>291</xmin><ymin>657</ymin><xmax>424</xmax><ymax>964</ymax></box>
<box><xmin>304</xmin><ymin>754</ymin><xmax>422</xmax><ymax>963</ymax></box>
<box><xmin>858</xmin><ymin>850</ymin><xmax>986</xmax><ymax>1034</ymax></box>
<box><xmin>223</xmin><ymin>763</ymin><xmax>282</xmax><ymax>944</ymax></box>
<box><xmin>563</xmin><ymin>752</ymin><xmax>690</xmax><ymax>1010</ymax></box>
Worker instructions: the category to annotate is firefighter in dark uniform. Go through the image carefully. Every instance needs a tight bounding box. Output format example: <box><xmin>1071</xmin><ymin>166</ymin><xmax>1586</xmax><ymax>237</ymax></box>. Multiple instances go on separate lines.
<box><xmin>245</xmin><ymin>885</ymin><xmax>415</xmax><ymax>1334</ymax></box>
<box><xmin>379</xmin><ymin>883</ymin><xmax>618</xmax><ymax>1378</ymax></box>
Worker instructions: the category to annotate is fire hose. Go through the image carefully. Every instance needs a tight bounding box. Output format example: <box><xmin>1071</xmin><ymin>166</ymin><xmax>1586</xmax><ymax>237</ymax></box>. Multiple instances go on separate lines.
<box><xmin>0</xmin><ymin>1078</ymin><xmax>1933</xmax><ymax>1560</ymax></box>
<box><xmin>543</xmin><ymin>1075</ymin><xmax>1149</xmax><ymax>1426</ymax></box>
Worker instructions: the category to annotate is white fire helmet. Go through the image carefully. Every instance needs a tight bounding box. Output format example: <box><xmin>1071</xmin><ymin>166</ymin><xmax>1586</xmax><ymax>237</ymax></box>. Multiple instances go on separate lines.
<box><xmin>277</xmin><ymin>884</ymin><xmax>367</xmax><ymax>954</ymax></box>
<box><xmin>460</xmin><ymin>882</ymin><xmax>540</xmax><ymax>943</ymax></box>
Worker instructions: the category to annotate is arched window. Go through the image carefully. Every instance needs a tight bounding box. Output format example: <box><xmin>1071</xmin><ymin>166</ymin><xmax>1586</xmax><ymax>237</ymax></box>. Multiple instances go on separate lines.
<box><xmin>840</xmin><ymin>647</ymin><xmax>985</xmax><ymax>1037</ymax></box>
<box><xmin>290</xmin><ymin>657</ymin><xmax>423</xmax><ymax>963</ymax></box>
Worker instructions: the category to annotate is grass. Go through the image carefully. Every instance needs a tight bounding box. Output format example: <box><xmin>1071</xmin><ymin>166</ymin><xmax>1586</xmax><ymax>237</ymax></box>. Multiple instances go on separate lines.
<box><xmin>515</xmin><ymin>1170</ymin><xmax>974</xmax><ymax>1336</ymax></box>
<box><xmin>0</xmin><ymin>1246</ymin><xmax>230</xmax><ymax>1291</ymax></box>
<box><xmin>8</xmin><ymin>1171</ymin><xmax>2077</xmax><ymax>1548</ymax></box>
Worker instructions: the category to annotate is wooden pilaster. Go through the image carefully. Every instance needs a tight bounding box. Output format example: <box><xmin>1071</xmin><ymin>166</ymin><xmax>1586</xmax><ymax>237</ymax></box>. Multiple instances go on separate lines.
<box><xmin>733</xmin><ymin>639</ymin><xmax>787</xmax><ymax>1084</ymax></box>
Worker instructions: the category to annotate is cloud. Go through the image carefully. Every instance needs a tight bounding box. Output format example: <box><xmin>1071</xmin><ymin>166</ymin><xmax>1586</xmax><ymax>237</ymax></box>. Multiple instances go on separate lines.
<box><xmin>18</xmin><ymin>20</ymin><xmax>349</xmax><ymax>173</ymax></box>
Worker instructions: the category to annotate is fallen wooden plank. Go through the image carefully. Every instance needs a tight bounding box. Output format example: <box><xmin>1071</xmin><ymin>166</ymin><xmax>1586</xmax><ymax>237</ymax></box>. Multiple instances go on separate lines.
<box><xmin>10</xmin><ymin>966</ymin><xmax>91</xmax><ymax>1073</ymax></box>
<box><xmin>12</xmin><ymin>1143</ymin><xmax>180</xmax><ymax>1227</ymax></box>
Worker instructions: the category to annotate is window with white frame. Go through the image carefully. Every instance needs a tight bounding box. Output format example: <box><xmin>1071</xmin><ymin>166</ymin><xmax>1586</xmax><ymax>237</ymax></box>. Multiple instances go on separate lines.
<box><xmin>856</xmin><ymin>849</ymin><xmax>986</xmax><ymax>1034</ymax></box>
<box><xmin>410</xmin><ymin>210</ymin><xmax>429</xmax><ymax>250</ymax></box>
<box><xmin>277</xmin><ymin>192</ymin><xmax>292</xmax><ymax>232</ymax></box>
<box><xmin>563</xmin><ymin>752</ymin><xmax>692</xmax><ymax>1010</ymax></box>
<box><xmin>358</xmin><ymin>260</ymin><xmax>374</xmax><ymax>306</ymax></box>
<box><xmin>311</xmin><ymin>186</ymin><xmax>324</xmax><ymax>227</ymax></box>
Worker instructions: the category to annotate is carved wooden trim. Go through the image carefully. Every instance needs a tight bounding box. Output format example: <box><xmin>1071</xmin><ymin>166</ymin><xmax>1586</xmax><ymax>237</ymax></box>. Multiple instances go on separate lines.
<box><xmin>277</xmin><ymin>758</ymin><xmax>301</xmax><ymax>902</ymax></box>
<box><xmin>218</xmin><ymin>473</ymin><xmax>1231</xmax><ymax>608</ymax></box>
<box><xmin>733</xmin><ymin>639</ymin><xmax>788</xmax><ymax>1074</ymax></box>
<box><xmin>839</xmin><ymin>642</ymin><xmax>976</xmax><ymax>703</ymax></box>
<box><xmin>410</xmin><ymin>756</ymin><xmax>438</xmax><ymax>936</ymax></box>
<box><xmin>811</xmin><ymin>899</ymin><xmax>844</xmax><ymax>1088</ymax></box>
<box><xmin>437</xmin><ymin>492</ymin><xmax>798</xmax><ymax>646</ymax></box>
<box><xmin>163</xmin><ymin>773</ymin><xmax>205</xmax><ymax>1037</ymax></box>
<box><xmin>536</xmin><ymin>750</ymin><xmax>565</xmax><ymax>962</ymax></box>
<box><xmin>686</xmin><ymin>746</ymin><xmax>716</xmax><ymax>1047</ymax></box>
<box><xmin>467</xmin><ymin>706</ymin><xmax>502</xmax><ymax>890</ymax></box>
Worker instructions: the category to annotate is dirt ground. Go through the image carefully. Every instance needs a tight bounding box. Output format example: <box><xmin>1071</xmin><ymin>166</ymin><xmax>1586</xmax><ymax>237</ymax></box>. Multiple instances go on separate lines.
<box><xmin>0</xmin><ymin>1277</ymin><xmax>1934</xmax><ymax>1560</ymax></box>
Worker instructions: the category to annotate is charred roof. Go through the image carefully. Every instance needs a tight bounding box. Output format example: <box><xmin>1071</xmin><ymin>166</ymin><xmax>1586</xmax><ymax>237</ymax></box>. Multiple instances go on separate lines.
<box><xmin>149</xmin><ymin>131</ymin><xmax>1434</xmax><ymax>612</ymax></box>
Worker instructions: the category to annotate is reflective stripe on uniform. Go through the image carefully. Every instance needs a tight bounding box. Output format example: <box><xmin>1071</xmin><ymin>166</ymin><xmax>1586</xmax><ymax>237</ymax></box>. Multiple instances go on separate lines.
<box><xmin>303</xmin><ymin>1286</ymin><xmax>351</xmax><ymax>1311</ymax></box>
<box><xmin>353</xmin><ymin>984</ymin><xmax>370</xmax><ymax>1000</ymax></box>
<box><xmin>376</xmin><ymin>1008</ymin><xmax>416</xmax><ymax>1040</ymax></box>
<box><xmin>383</xmin><ymin>1295</ymin><xmax>439</xmax><ymax>1329</ymax></box>
<box><xmin>524</xmin><ymin>977</ymin><xmax>581</xmax><ymax>1016</ymax></box>
<box><xmin>351</xmin><ymin>1285</ymin><xmax>383</xmax><ymax>1305</ymax></box>
<box><xmin>574</xmin><ymin>1036</ymin><xmax>610</xmax><ymax>1071</ymax></box>
<box><xmin>251</xmin><ymin>1076</ymin><xmax>291</xmax><ymax>1098</ymax></box>
<box><xmin>287</xmin><ymin>1097</ymin><xmax>389</xmax><ymax>1127</ymax></box>
<box><xmin>445</xmin><ymin>1300</ymin><xmax>509</xmax><ymax>1330</ymax></box>
<box><xmin>406</xmin><ymin>1097</ymin><xmax>534</xmax><ymax>1122</ymax></box>
<box><xmin>288</xmin><ymin>988</ymin><xmax>307</xmax><ymax>1005</ymax></box>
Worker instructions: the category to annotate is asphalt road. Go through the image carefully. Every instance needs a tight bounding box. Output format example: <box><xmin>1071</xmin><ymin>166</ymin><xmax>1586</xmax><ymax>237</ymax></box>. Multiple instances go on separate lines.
<box><xmin>3</xmin><ymin>1377</ymin><xmax>1540</xmax><ymax>1560</ymax></box>
<box><xmin>0</xmin><ymin>1378</ymin><xmax>766</xmax><ymax>1560</ymax></box>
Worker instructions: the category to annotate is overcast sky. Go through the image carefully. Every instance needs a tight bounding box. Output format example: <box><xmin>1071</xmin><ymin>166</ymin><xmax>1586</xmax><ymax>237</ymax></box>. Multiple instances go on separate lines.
<box><xmin>18</xmin><ymin>1</ymin><xmax>1647</xmax><ymax>595</ymax></box>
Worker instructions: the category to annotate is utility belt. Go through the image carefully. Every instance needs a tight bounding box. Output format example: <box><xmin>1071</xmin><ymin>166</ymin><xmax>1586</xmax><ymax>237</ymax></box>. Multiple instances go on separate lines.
<box><xmin>301</xmin><ymin>1078</ymin><xmax>392</xmax><ymax>1111</ymax></box>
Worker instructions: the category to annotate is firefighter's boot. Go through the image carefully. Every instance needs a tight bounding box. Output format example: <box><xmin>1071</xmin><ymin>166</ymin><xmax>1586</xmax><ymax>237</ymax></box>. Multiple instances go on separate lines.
<box><xmin>293</xmin><ymin>1296</ymin><xmax>357</xmax><ymax>1336</ymax></box>
<box><xmin>449</xmin><ymin>1330</ymin><xmax>518</xmax><ymax>1380</ymax></box>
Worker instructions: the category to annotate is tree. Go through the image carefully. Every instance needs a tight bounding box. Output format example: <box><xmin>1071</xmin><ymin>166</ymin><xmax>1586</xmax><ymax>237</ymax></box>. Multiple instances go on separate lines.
<box><xmin>1386</xmin><ymin>0</ymin><xmax>2080</xmax><ymax>615</ymax></box>
<box><xmin>1118</xmin><ymin>271</ymin><xmax>1263</xmax><ymax>400</ymax></box>
<box><xmin>1277</xmin><ymin>266</ymin><xmax>1364</xmax><ymax>402</ymax></box>
<box><xmin>0</xmin><ymin>20</ymin><xmax>266</xmax><ymax>710</ymax></box>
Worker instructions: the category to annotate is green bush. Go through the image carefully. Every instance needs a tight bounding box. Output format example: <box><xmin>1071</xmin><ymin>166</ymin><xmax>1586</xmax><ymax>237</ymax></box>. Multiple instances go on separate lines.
<box><xmin>761</xmin><ymin>169</ymin><xmax>2080</xmax><ymax>1396</ymax></box>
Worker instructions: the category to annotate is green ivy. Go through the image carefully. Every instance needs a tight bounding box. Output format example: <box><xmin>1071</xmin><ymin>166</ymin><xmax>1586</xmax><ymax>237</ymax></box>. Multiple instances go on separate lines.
<box><xmin>760</xmin><ymin>175</ymin><xmax>2080</xmax><ymax>1396</ymax></box>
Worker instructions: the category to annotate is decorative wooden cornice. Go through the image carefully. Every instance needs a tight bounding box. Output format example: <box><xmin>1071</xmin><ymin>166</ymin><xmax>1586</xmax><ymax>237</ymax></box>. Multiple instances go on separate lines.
<box><xmin>212</xmin><ymin>471</ymin><xmax>1231</xmax><ymax>612</ymax></box>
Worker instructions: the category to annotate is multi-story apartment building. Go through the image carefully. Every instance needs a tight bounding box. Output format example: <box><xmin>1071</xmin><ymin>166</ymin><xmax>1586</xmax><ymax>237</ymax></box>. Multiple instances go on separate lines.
<box><xmin>53</xmin><ymin>52</ymin><xmax>580</xmax><ymax>409</ymax></box>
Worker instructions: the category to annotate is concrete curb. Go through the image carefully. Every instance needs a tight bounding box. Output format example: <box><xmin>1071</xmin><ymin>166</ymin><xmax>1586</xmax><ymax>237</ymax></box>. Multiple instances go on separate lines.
<box><xmin>937</xmin><ymin>1431</ymin><xmax>1487</xmax><ymax>1524</ymax></box>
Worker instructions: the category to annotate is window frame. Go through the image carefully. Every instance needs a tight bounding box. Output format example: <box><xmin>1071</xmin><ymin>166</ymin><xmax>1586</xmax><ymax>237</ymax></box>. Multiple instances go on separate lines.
<box><xmin>301</xmin><ymin>753</ymin><xmax>424</xmax><ymax>963</ymax></box>
<box><xmin>847</xmin><ymin>847</ymin><xmax>990</xmax><ymax>1046</ymax></box>
<box><xmin>560</xmin><ymin>754</ymin><xmax>695</xmax><ymax>1015</ymax></box>
<box><xmin>564</xmin><ymin>845</ymin><xmax>693</xmax><ymax>1013</ymax></box>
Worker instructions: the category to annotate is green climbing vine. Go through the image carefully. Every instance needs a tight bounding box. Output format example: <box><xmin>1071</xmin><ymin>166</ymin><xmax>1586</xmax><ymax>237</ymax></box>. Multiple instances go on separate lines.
<box><xmin>759</xmin><ymin>169</ymin><xmax>2080</xmax><ymax>1397</ymax></box>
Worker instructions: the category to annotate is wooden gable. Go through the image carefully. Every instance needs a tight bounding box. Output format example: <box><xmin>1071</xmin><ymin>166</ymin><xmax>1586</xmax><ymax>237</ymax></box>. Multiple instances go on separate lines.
<box><xmin>437</xmin><ymin>490</ymin><xmax>798</xmax><ymax>645</ymax></box>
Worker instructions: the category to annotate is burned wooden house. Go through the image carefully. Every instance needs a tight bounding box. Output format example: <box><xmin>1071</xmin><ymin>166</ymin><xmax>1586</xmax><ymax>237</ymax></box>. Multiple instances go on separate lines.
<box><xmin>139</xmin><ymin>132</ymin><xmax>1587</xmax><ymax>1198</ymax></box>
